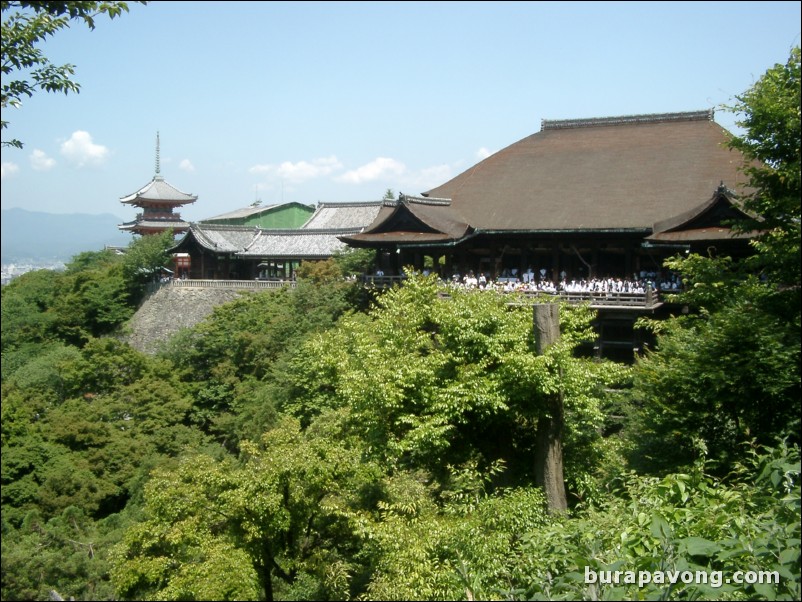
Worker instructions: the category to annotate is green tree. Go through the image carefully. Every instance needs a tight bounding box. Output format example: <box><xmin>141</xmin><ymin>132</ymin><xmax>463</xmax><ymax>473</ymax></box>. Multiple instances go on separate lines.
<box><xmin>1</xmin><ymin>249</ymin><xmax>135</xmax><ymax>355</ymax></box>
<box><xmin>332</xmin><ymin>247</ymin><xmax>376</xmax><ymax>279</ymax></box>
<box><xmin>294</xmin><ymin>256</ymin><xmax>342</xmax><ymax>283</ymax></box>
<box><xmin>1</xmin><ymin>268</ymin><xmax>62</xmax><ymax>357</ymax></box>
<box><xmin>64</xmin><ymin>248</ymin><xmax>119</xmax><ymax>275</ymax></box>
<box><xmin>1</xmin><ymin>505</ymin><xmax>125</xmax><ymax>601</ymax></box>
<box><xmin>1</xmin><ymin>336</ymin><xmax>215</xmax><ymax>600</ymax></box>
<box><xmin>2</xmin><ymin>337</ymin><xmax>206</xmax><ymax>523</ymax></box>
<box><xmin>727</xmin><ymin>46</ymin><xmax>801</xmax><ymax>289</ymax></box>
<box><xmin>1</xmin><ymin>1</ymin><xmax>147</xmax><ymax>148</ymax></box>
<box><xmin>111</xmin><ymin>416</ymin><xmax>381</xmax><ymax>601</ymax></box>
<box><xmin>632</xmin><ymin>293</ymin><xmax>800</xmax><ymax>471</ymax></box>
<box><xmin>158</xmin><ymin>279</ymin><xmax>359</xmax><ymax>445</ymax></box>
<box><xmin>288</xmin><ymin>274</ymin><xmax>627</xmax><ymax>501</ymax></box>
<box><xmin>629</xmin><ymin>48</ymin><xmax>801</xmax><ymax>474</ymax></box>
<box><xmin>363</xmin><ymin>473</ymin><xmax>548</xmax><ymax>601</ymax></box>
<box><xmin>510</xmin><ymin>442</ymin><xmax>800</xmax><ymax>601</ymax></box>
<box><xmin>52</xmin><ymin>253</ymin><xmax>132</xmax><ymax>345</ymax></box>
<box><xmin>120</xmin><ymin>229</ymin><xmax>174</xmax><ymax>298</ymax></box>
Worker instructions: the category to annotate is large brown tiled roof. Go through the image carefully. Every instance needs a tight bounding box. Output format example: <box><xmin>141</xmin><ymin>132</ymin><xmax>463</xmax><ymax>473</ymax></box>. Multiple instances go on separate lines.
<box><xmin>423</xmin><ymin>110</ymin><xmax>750</xmax><ymax>232</ymax></box>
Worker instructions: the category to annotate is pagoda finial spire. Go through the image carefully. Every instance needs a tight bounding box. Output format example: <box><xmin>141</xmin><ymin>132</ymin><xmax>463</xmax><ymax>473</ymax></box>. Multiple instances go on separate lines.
<box><xmin>155</xmin><ymin>131</ymin><xmax>161</xmax><ymax>178</ymax></box>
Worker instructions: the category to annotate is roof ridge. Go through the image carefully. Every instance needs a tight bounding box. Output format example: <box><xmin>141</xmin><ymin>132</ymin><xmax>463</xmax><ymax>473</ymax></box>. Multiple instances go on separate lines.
<box><xmin>192</xmin><ymin>223</ymin><xmax>259</xmax><ymax>231</ymax></box>
<box><xmin>398</xmin><ymin>194</ymin><xmax>452</xmax><ymax>206</ymax></box>
<box><xmin>541</xmin><ymin>109</ymin><xmax>714</xmax><ymax>131</ymax></box>
<box><xmin>259</xmin><ymin>227</ymin><xmax>364</xmax><ymax>235</ymax></box>
<box><xmin>316</xmin><ymin>200</ymin><xmax>384</xmax><ymax>208</ymax></box>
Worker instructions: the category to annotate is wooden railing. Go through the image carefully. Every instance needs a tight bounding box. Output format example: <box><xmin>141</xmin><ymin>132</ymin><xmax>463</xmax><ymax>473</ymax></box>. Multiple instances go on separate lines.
<box><xmin>146</xmin><ymin>279</ymin><xmax>295</xmax><ymax>294</ymax></box>
<box><xmin>438</xmin><ymin>287</ymin><xmax>661</xmax><ymax>308</ymax></box>
<box><xmin>546</xmin><ymin>289</ymin><xmax>659</xmax><ymax>308</ymax></box>
<box><xmin>171</xmin><ymin>279</ymin><xmax>294</xmax><ymax>289</ymax></box>
<box><xmin>146</xmin><ymin>277</ymin><xmax>660</xmax><ymax>308</ymax></box>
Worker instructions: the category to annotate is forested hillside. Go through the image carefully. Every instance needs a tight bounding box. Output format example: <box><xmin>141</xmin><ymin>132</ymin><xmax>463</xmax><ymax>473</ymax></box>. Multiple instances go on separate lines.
<box><xmin>2</xmin><ymin>49</ymin><xmax>800</xmax><ymax>602</ymax></box>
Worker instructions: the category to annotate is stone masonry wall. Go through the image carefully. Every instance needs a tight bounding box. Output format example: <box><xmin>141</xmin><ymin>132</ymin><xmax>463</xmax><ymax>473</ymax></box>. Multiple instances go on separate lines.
<box><xmin>126</xmin><ymin>285</ymin><xmax>248</xmax><ymax>354</ymax></box>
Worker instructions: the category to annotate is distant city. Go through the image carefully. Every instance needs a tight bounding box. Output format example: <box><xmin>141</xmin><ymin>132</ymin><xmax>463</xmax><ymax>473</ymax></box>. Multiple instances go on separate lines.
<box><xmin>1</xmin><ymin>207</ymin><xmax>132</xmax><ymax>284</ymax></box>
<box><xmin>1</xmin><ymin>259</ymin><xmax>67</xmax><ymax>285</ymax></box>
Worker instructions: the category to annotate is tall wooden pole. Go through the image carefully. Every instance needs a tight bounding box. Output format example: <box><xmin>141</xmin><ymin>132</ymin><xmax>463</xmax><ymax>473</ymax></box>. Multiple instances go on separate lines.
<box><xmin>533</xmin><ymin>303</ymin><xmax>568</xmax><ymax>513</ymax></box>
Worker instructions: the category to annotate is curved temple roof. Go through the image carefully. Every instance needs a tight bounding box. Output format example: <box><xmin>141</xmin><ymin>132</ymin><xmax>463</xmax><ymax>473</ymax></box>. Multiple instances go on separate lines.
<box><xmin>345</xmin><ymin>110</ymin><xmax>752</xmax><ymax>247</ymax></box>
<box><xmin>119</xmin><ymin>218</ymin><xmax>191</xmax><ymax>233</ymax></box>
<box><xmin>343</xmin><ymin>195</ymin><xmax>472</xmax><ymax>246</ymax></box>
<box><xmin>120</xmin><ymin>175</ymin><xmax>198</xmax><ymax>206</ymax></box>
<box><xmin>646</xmin><ymin>184</ymin><xmax>759</xmax><ymax>243</ymax></box>
<box><xmin>170</xmin><ymin>201</ymin><xmax>384</xmax><ymax>260</ymax></box>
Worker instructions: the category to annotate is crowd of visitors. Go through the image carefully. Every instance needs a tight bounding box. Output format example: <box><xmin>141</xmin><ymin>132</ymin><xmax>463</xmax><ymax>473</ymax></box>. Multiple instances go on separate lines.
<box><xmin>431</xmin><ymin>268</ymin><xmax>683</xmax><ymax>296</ymax></box>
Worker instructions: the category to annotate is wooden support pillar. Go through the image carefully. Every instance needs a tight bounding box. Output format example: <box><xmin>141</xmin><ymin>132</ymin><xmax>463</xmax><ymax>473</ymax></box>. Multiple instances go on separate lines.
<box><xmin>533</xmin><ymin>303</ymin><xmax>568</xmax><ymax>514</ymax></box>
<box><xmin>625</xmin><ymin>243</ymin><xmax>633</xmax><ymax>279</ymax></box>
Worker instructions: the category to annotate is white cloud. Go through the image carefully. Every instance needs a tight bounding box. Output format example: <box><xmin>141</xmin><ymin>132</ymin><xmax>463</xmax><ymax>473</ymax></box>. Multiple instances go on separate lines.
<box><xmin>385</xmin><ymin>163</ymin><xmax>454</xmax><ymax>196</ymax></box>
<box><xmin>336</xmin><ymin>157</ymin><xmax>407</xmax><ymax>184</ymax></box>
<box><xmin>30</xmin><ymin>149</ymin><xmax>56</xmax><ymax>171</ymax></box>
<box><xmin>179</xmin><ymin>158</ymin><xmax>195</xmax><ymax>172</ymax></box>
<box><xmin>476</xmin><ymin>147</ymin><xmax>494</xmax><ymax>160</ymax></box>
<box><xmin>411</xmin><ymin>164</ymin><xmax>453</xmax><ymax>190</ymax></box>
<box><xmin>1</xmin><ymin>162</ymin><xmax>20</xmax><ymax>179</ymax></box>
<box><xmin>59</xmin><ymin>131</ymin><xmax>109</xmax><ymax>167</ymax></box>
<box><xmin>249</xmin><ymin>156</ymin><xmax>342</xmax><ymax>182</ymax></box>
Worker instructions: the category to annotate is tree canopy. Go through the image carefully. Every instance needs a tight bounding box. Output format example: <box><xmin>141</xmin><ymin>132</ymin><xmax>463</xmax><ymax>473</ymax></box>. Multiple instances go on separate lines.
<box><xmin>727</xmin><ymin>46</ymin><xmax>801</xmax><ymax>290</ymax></box>
<box><xmin>629</xmin><ymin>46</ymin><xmax>801</xmax><ymax>473</ymax></box>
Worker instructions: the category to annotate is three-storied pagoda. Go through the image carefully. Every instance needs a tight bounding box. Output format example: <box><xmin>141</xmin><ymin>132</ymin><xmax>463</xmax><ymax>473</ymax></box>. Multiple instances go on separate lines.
<box><xmin>118</xmin><ymin>133</ymin><xmax>197</xmax><ymax>236</ymax></box>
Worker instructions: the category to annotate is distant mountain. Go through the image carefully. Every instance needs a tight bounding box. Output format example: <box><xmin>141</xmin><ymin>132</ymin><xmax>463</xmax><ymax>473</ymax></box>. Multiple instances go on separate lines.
<box><xmin>1</xmin><ymin>208</ymin><xmax>132</xmax><ymax>264</ymax></box>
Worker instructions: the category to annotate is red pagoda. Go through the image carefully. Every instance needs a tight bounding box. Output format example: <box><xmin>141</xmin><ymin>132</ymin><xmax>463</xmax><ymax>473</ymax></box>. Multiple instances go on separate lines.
<box><xmin>118</xmin><ymin>133</ymin><xmax>197</xmax><ymax>236</ymax></box>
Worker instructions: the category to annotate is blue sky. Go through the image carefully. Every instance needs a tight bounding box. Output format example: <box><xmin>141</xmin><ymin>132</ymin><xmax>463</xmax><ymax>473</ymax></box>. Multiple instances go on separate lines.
<box><xmin>1</xmin><ymin>1</ymin><xmax>800</xmax><ymax>223</ymax></box>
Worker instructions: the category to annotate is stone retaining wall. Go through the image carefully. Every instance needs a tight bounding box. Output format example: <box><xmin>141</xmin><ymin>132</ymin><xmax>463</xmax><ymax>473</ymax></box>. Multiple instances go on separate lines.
<box><xmin>126</xmin><ymin>286</ymin><xmax>250</xmax><ymax>354</ymax></box>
